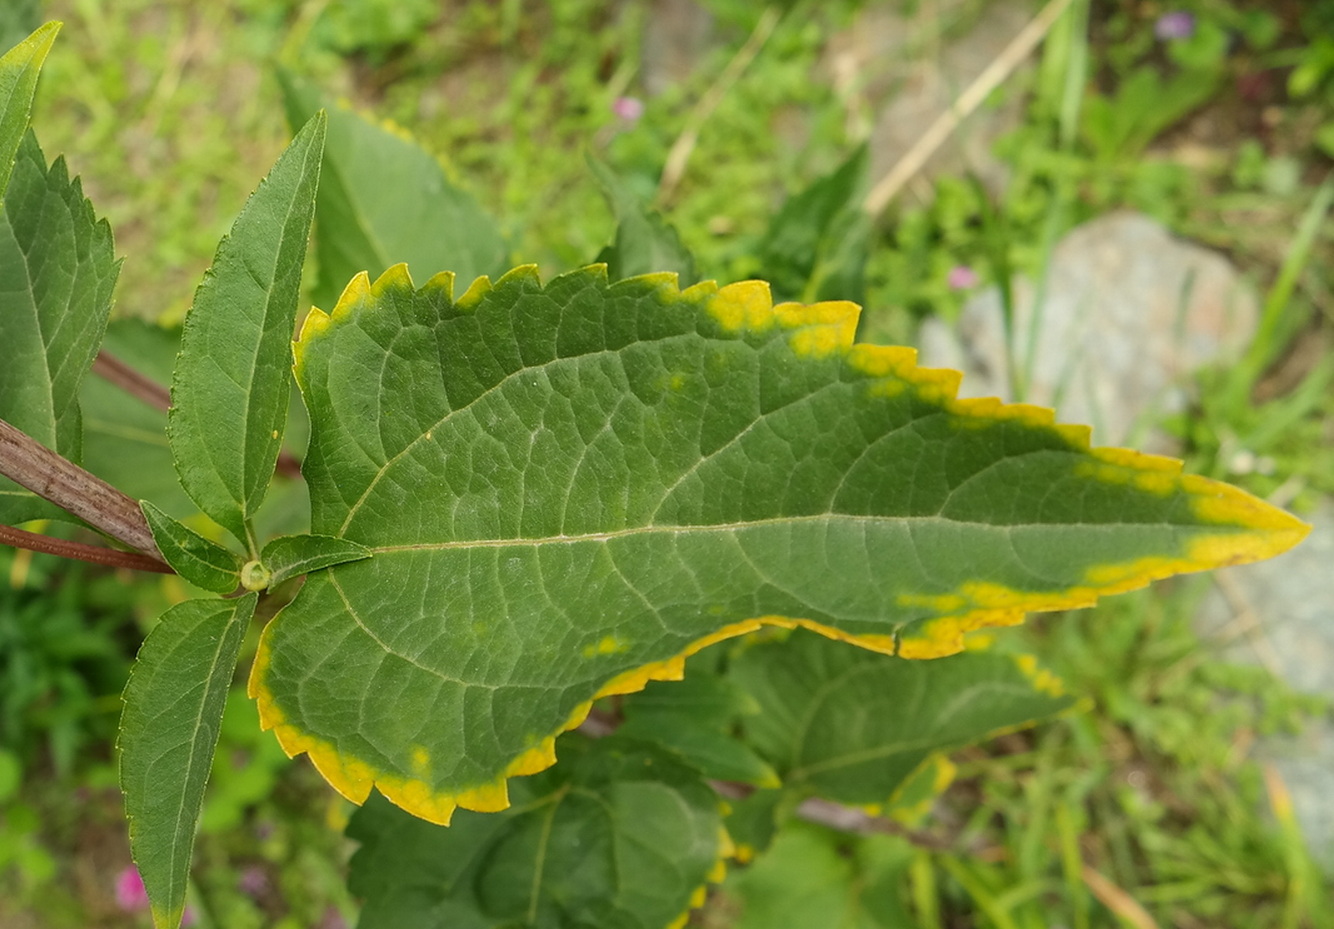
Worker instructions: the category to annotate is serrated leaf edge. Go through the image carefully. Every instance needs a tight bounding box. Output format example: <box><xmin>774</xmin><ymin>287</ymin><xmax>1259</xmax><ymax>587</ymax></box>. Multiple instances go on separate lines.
<box><xmin>260</xmin><ymin>262</ymin><xmax>1310</xmax><ymax>824</ymax></box>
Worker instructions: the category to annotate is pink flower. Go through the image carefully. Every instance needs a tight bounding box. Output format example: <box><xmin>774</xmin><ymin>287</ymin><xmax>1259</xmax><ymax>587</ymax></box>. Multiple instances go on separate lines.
<box><xmin>1154</xmin><ymin>11</ymin><xmax>1195</xmax><ymax>41</ymax></box>
<box><xmin>947</xmin><ymin>265</ymin><xmax>979</xmax><ymax>290</ymax></box>
<box><xmin>611</xmin><ymin>96</ymin><xmax>645</xmax><ymax>122</ymax></box>
<box><xmin>181</xmin><ymin>905</ymin><xmax>199</xmax><ymax>927</ymax></box>
<box><xmin>115</xmin><ymin>866</ymin><xmax>150</xmax><ymax>911</ymax></box>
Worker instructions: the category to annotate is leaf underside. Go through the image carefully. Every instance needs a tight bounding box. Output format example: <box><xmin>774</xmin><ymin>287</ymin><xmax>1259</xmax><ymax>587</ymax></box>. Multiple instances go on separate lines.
<box><xmin>0</xmin><ymin>131</ymin><xmax>118</xmax><ymax>523</ymax></box>
<box><xmin>249</xmin><ymin>263</ymin><xmax>1308</xmax><ymax>826</ymax></box>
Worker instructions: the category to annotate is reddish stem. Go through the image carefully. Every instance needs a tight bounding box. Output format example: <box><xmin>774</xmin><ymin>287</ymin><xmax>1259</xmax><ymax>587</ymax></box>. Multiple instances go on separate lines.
<box><xmin>0</xmin><ymin>523</ymin><xmax>173</xmax><ymax>574</ymax></box>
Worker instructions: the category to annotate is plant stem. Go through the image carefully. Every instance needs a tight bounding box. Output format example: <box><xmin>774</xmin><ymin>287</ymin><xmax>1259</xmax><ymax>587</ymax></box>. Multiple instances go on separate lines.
<box><xmin>93</xmin><ymin>349</ymin><xmax>305</xmax><ymax>480</ymax></box>
<box><xmin>0</xmin><ymin>416</ymin><xmax>164</xmax><ymax>561</ymax></box>
<box><xmin>0</xmin><ymin>523</ymin><xmax>173</xmax><ymax>574</ymax></box>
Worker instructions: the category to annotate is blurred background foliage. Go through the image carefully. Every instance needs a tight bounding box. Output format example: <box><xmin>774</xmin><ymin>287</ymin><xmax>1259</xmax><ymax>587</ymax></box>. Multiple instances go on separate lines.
<box><xmin>1</xmin><ymin>0</ymin><xmax>1332</xmax><ymax>926</ymax></box>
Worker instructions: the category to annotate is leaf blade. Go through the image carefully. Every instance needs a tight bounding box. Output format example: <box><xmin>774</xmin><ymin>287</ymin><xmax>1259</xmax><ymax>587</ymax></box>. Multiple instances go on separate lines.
<box><xmin>0</xmin><ymin>131</ymin><xmax>119</xmax><ymax>523</ymax></box>
<box><xmin>167</xmin><ymin>112</ymin><xmax>325</xmax><ymax>547</ymax></box>
<box><xmin>119</xmin><ymin>594</ymin><xmax>258</xmax><ymax>929</ymax></box>
<box><xmin>0</xmin><ymin>20</ymin><xmax>58</xmax><ymax>200</ymax></box>
<box><xmin>141</xmin><ymin>500</ymin><xmax>242</xmax><ymax>594</ymax></box>
<box><xmin>278</xmin><ymin>73</ymin><xmax>507</xmax><ymax>311</ymax></box>
<box><xmin>252</xmin><ymin>265</ymin><xmax>1307</xmax><ymax>823</ymax></box>
<box><xmin>259</xmin><ymin>532</ymin><xmax>371</xmax><ymax>587</ymax></box>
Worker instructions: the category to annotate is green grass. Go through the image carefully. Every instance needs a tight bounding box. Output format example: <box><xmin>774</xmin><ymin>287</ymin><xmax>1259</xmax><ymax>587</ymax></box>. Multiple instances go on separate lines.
<box><xmin>6</xmin><ymin>0</ymin><xmax>1332</xmax><ymax>925</ymax></box>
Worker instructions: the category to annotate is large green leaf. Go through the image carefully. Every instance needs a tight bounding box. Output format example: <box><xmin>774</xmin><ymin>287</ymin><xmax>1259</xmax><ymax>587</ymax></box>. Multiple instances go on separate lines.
<box><xmin>728</xmin><ymin>629</ymin><xmax>1075</xmax><ymax>805</ymax></box>
<box><xmin>0</xmin><ymin>131</ymin><xmax>118</xmax><ymax>523</ymax></box>
<box><xmin>119</xmin><ymin>594</ymin><xmax>258</xmax><ymax>929</ymax></box>
<box><xmin>167</xmin><ymin>112</ymin><xmax>325</xmax><ymax>549</ymax></box>
<box><xmin>249</xmin><ymin>264</ymin><xmax>1306</xmax><ymax>825</ymax></box>
<box><xmin>278</xmin><ymin>72</ymin><xmax>508</xmax><ymax>311</ymax></box>
<box><xmin>0</xmin><ymin>21</ymin><xmax>57</xmax><ymax>201</ymax></box>
<box><xmin>347</xmin><ymin>734</ymin><xmax>725</xmax><ymax>929</ymax></box>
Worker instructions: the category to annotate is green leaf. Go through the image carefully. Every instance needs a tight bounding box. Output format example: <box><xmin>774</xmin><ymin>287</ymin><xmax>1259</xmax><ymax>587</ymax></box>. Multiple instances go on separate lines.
<box><xmin>141</xmin><ymin>501</ymin><xmax>242</xmax><ymax>593</ymax></box>
<box><xmin>250</xmin><ymin>264</ymin><xmax>1307</xmax><ymax>825</ymax></box>
<box><xmin>259</xmin><ymin>533</ymin><xmax>371</xmax><ymax>588</ymax></box>
<box><xmin>278</xmin><ymin>72</ymin><xmax>507</xmax><ymax>311</ymax></box>
<box><xmin>0</xmin><ymin>130</ymin><xmax>118</xmax><ymax>523</ymax></box>
<box><xmin>167</xmin><ymin>112</ymin><xmax>325</xmax><ymax>549</ymax></box>
<box><xmin>589</xmin><ymin>155</ymin><xmax>696</xmax><ymax>285</ymax></box>
<box><xmin>726</xmin><ymin>821</ymin><xmax>916</xmax><ymax>929</ymax></box>
<box><xmin>347</xmin><ymin>735</ymin><xmax>725</xmax><ymax>929</ymax></box>
<box><xmin>119</xmin><ymin>594</ymin><xmax>258</xmax><ymax>929</ymax></box>
<box><xmin>0</xmin><ymin>21</ymin><xmax>57</xmax><ymax>201</ymax></box>
<box><xmin>729</xmin><ymin>630</ymin><xmax>1074</xmax><ymax>805</ymax></box>
<box><xmin>757</xmin><ymin>145</ymin><xmax>869</xmax><ymax>305</ymax></box>
<box><xmin>618</xmin><ymin>668</ymin><xmax>779</xmax><ymax>787</ymax></box>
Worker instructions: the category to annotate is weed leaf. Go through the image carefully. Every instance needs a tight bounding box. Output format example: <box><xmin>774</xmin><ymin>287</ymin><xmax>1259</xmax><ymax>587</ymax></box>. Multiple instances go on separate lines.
<box><xmin>730</xmin><ymin>630</ymin><xmax>1074</xmax><ymax>804</ymax></box>
<box><xmin>167</xmin><ymin>112</ymin><xmax>325</xmax><ymax>548</ymax></box>
<box><xmin>259</xmin><ymin>533</ymin><xmax>371</xmax><ymax>588</ymax></box>
<box><xmin>347</xmin><ymin>735</ymin><xmax>724</xmax><ymax>929</ymax></box>
<box><xmin>119</xmin><ymin>594</ymin><xmax>258</xmax><ymax>929</ymax></box>
<box><xmin>249</xmin><ymin>264</ymin><xmax>1307</xmax><ymax>826</ymax></box>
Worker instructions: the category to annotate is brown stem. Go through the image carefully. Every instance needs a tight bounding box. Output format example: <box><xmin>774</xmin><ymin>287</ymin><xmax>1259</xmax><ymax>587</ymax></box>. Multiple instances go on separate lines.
<box><xmin>93</xmin><ymin>350</ymin><xmax>305</xmax><ymax>480</ymax></box>
<box><xmin>0</xmin><ymin>523</ymin><xmax>173</xmax><ymax>574</ymax></box>
<box><xmin>0</xmin><ymin>417</ymin><xmax>164</xmax><ymax>562</ymax></box>
<box><xmin>92</xmin><ymin>350</ymin><xmax>171</xmax><ymax>410</ymax></box>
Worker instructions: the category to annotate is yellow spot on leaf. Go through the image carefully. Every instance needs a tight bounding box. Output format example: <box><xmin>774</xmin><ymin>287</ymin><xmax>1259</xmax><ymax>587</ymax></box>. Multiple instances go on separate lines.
<box><xmin>456</xmin><ymin>274</ymin><xmax>493</xmax><ymax>309</ymax></box>
<box><xmin>708</xmin><ymin>280</ymin><xmax>775</xmax><ymax>332</ymax></box>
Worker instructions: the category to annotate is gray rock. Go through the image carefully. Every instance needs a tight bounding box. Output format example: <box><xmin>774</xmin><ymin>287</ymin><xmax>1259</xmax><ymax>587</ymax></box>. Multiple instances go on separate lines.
<box><xmin>918</xmin><ymin>211</ymin><xmax>1258</xmax><ymax>449</ymax></box>
<box><xmin>1196</xmin><ymin>500</ymin><xmax>1334</xmax><ymax>869</ymax></box>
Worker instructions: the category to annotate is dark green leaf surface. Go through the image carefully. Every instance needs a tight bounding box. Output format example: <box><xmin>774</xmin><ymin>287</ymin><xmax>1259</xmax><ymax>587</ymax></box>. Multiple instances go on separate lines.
<box><xmin>0</xmin><ymin>21</ymin><xmax>57</xmax><ymax>200</ymax></box>
<box><xmin>347</xmin><ymin>735</ymin><xmax>724</xmax><ymax>929</ymax></box>
<box><xmin>119</xmin><ymin>594</ymin><xmax>258</xmax><ymax>929</ymax></box>
<box><xmin>279</xmin><ymin>73</ymin><xmax>507</xmax><ymax>311</ymax></box>
<box><xmin>259</xmin><ymin>533</ymin><xmax>370</xmax><ymax>588</ymax></box>
<box><xmin>0</xmin><ymin>131</ymin><xmax>118</xmax><ymax>523</ymax></box>
<box><xmin>168</xmin><ymin>113</ymin><xmax>325</xmax><ymax>548</ymax></box>
<box><xmin>141</xmin><ymin>501</ymin><xmax>241</xmax><ymax>593</ymax></box>
<box><xmin>729</xmin><ymin>630</ymin><xmax>1075</xmax><ymax>804</ymax></box>
<box><xmin>589</xmin><ymin>155</ymin><xmax>696</xmax><ymax>285</ymax></box>
<box><xmin>250</xmin><ymin>264</ymin><xmax>1306</xmax><ymax>825</ymax></box>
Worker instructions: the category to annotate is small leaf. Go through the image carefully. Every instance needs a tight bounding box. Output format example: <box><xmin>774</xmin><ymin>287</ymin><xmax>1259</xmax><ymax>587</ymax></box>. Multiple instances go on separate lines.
<box><xmin>119</xmin><ymin>594</ymin><xmax>258</xmax><ymax>929</ymax></box>
<box><xmin>278</xmin><ymin>72</ymin><xmax>507</xmax><ymax>311</ymax></box>
<box><xmin>141</xmin><ymin>501</ymin><xmax>242</xmax><ymax>593</ymax></box>
<box><xmin>346</xmin><ymin>735</ymin><xmax>725</xmax><ymax>929</ymax></box>
<box><xmin>589</xmin><ymin>154</ymin><xmax>697</xmax><ymax>284</ymax></box>
<box><xmin>259</xmin><ymin>533</ymin><xmax>371</xmax><ymax>588</ymax></box>
<box><xmin>168</xmin><ymin>112</ymin><xmax>325</xmax><ymax>548</ymax></box>
<box><xmin>0</xmin><ymin>130</ymin><xmax>119</xmax><ymax>523</ymax></box>
<box><xmin>758</xmin><ymin>145</ymin><xmax>869</xmax><ymax>304</ymax></box>
<box><xmin>0</xmin><ymin>20</ymin><xmax>58</xmax><ymax>200</ymax></box>
<box><xmin>729</xmin><ymin>630</ymin><xmax>1075</xmax><ymax>805</ymax></box>
<box><xmin>251</xmin><ymin>265</ymin><xmax>1307</xmax><ymax>825</ymax></box>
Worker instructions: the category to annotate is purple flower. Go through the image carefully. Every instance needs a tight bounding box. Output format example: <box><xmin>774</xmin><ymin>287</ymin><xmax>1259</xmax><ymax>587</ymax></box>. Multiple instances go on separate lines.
<box><xmin>611</xmin><ymin>96</ymin><xmax>645</xmax><ymax>123</ymax></box>
<box><xmin>238</xmin><ymin>864</ymin><xmax>269</xmax><ymax>898</ymax></box>
<box><xmin>181</xmin><ymin>905</ymin><xmax>199</xmax><ymax>927</ymax></box>
<box><xmin>114</xmin><ymin>866</ymin><xmax>150</xmax><ymax>912</ymax></box>
<box><xmin>318</xmin><ymin>905</ymin><xmax>349</xmax><ymax>929</ymax></box>
<box><xmin>947</xmin><ymin>265</ymin><xmax>979</xmax><ymax>290</ymax></box>
<box><xmin>1154</xmin><ymin>11</ymin><xmax>1195</xmax><ymax>41</ymax></box>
